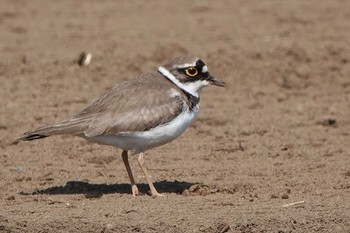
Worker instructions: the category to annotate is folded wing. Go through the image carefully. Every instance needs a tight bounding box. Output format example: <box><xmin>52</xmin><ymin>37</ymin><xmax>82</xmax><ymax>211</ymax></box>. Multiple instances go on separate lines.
<box><xmin>18</xmin><ymin>74</ymin><xmax>184</xmax><ymax>141</ymax></box>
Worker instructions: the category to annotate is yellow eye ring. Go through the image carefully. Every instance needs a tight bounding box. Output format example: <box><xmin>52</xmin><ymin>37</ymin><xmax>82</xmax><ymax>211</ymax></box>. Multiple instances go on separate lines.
<box><xmin>185</xmin><ymin>67</ymin><xmax>198</xmax><ymax>77</ymax></box>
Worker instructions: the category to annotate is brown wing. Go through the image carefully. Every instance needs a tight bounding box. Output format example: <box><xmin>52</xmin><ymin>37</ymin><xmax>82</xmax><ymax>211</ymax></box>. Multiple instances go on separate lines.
<box><xmin>78</xmin><ymin>74</ymin><xmax>184</xmax><ymax>137</ymax></box>
<box><xmin>19</xmin><ymin>73</ymin><xmax>184</xmax><ymax>140</ymax></box>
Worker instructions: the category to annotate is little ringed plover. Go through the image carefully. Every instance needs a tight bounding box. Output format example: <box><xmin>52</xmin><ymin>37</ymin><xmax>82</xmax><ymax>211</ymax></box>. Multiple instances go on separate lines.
<box><xmin>17</xmin><ymin>56</ymin><xmax>226</xmax><ymax>197</ymax></box>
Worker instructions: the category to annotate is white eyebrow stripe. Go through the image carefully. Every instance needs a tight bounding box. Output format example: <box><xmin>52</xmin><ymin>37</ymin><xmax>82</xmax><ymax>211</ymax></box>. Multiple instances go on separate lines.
<box><xmin>176</xmin><ymin>62</ymin><xmax>197</xmax><ymax>68</ymax></box>
<box><xmin>202</xmin><ymin>65</ymin><xmax>208</xmax><ymax>73</ymax></box>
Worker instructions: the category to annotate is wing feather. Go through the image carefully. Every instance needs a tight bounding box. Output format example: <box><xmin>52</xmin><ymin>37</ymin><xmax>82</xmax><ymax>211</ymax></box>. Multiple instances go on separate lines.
<box><xmin>19</xmin><ymin>73</ymin><xmax>185</xmax><ymax>140</ymax></box>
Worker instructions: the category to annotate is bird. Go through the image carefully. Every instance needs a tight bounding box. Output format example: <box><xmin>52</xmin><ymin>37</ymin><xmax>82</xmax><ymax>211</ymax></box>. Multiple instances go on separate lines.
<box><xmin>17</xmin><ymin>56</ymin><xmax>226</xmax><ymax>197</ymax></box>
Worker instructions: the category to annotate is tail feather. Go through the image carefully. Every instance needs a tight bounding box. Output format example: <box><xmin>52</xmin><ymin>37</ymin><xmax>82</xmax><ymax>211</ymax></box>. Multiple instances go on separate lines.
<box><xmin>17</xmin><ymin>118</ymin><xmax>88</xmax><ymax>142</ymax></box>
<box><xmin>19</xmin><ymin>133</ymin><xmax>48</xmax><ymax>141</ymax></box>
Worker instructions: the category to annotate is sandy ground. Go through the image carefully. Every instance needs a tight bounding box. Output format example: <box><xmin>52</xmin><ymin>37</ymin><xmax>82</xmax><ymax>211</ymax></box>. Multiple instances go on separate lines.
<box><xmin>1</xmin><ymin>0</ymin><xmax>350</xmax><ymax>232</ymax></box>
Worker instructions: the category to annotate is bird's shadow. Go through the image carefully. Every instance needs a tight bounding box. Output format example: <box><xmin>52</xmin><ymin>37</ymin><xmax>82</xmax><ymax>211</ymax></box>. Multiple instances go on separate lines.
<box><xmin>20</xmin><ymin>180</ymin><xmax>195</xmax><ymax>197</ymax></box>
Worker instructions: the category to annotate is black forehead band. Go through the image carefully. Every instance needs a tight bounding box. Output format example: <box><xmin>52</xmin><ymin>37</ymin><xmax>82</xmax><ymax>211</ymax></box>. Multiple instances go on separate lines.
<box><xmin>196</xmin><ymin>59</ymin><xmax>205</xmax><ymax>68</ymax></box>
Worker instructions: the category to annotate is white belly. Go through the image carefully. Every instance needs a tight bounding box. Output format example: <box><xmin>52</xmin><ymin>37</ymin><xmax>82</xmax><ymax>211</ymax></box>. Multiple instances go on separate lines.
<box><xmin>88</xmin><ymin>107</ymin><xmax>198</xmax><ymax>153</ymax></box>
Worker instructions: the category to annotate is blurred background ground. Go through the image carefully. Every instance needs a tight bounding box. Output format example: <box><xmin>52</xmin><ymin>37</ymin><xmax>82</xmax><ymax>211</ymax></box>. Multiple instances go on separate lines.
<box><xmin>0</xmin><ymin>0</ymin><xmax>349</xmax><ymax>232</ymax></box>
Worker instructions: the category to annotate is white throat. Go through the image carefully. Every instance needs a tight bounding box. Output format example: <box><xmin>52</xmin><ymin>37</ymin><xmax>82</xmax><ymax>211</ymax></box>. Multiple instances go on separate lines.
<box><xmin>158</xmin><ymin>66</ymin><xmax>209</xmax><ymax>98</ymax></box>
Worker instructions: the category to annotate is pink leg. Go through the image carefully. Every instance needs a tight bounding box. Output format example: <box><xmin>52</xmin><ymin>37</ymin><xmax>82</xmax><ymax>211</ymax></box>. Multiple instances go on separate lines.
<box><xmin>137</xmin><ymin>152</ymin><xmax>164</xmax><ymax>197</ymax></box>
<box><xmin>121</xmin><ymin>150</ymin><xmax>142</xmax><ymax>196</ymax></box>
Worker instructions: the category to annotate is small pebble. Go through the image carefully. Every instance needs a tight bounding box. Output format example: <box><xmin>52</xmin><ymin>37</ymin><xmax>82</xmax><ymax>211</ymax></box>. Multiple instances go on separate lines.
<box><xmin>6</xmin><ymin>195</ymin><xmax>15</xmax><ymax>201</ymax></box>
<box><xmin>78</xmin><ymin>52</ymin><xmax>92</xmax><ymax>66</ymax></box>
<box><xmin>317</xmin><ymin>117</ymin><xmax>337</xmax><ymax>126</ymax></box>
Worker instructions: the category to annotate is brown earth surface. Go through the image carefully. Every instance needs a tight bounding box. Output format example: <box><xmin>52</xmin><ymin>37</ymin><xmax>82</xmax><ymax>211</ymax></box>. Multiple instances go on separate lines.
<box><xmin>1</xmin><ymin>0</ymin><xmax>350</xmax><ymax>232</ymax></box>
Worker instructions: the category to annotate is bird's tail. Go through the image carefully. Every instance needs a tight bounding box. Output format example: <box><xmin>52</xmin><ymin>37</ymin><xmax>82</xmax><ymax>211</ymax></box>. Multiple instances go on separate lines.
<box><xmin>17</xmin><ymin>118</ymin><xmax>87</xmax><ymax>142</ymax></box>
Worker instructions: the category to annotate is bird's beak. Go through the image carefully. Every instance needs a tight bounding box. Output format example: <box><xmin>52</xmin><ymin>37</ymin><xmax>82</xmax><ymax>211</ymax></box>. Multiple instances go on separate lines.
<box><xmin>208</xmin><ymin>75</ymin><xmax>226</xmax><ymax>87</ymax></box>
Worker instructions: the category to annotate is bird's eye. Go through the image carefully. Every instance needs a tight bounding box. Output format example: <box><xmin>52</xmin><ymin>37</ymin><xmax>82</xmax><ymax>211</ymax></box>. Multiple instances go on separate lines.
<box><xmin>185</xmin><ymin>67</ymin><xmax>198</xmax><ymax>77</ymax></box>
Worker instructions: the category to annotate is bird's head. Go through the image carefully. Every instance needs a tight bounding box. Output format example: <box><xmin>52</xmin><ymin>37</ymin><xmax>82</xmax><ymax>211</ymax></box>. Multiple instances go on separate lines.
<box><xmin>158</xmin><ymin>57</ymin><xmax>226</xmax><ymax>97</ymax></box>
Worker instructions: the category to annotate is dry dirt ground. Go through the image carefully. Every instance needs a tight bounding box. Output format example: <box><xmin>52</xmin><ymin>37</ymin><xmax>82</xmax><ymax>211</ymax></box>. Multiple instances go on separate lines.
<box><xmin>1</xmin><ymin>0</ymin><xmax>350</xmax><ymax>232</ymax></box>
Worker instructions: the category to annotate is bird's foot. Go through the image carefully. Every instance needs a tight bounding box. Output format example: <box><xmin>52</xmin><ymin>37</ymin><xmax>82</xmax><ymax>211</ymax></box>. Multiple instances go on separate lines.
<box><xmin>131</xmin><ymin>185</ymin><xmax>145</xmax><ymax>196</ymax></box>
<box><xmin>151</xmin><ymin>192</ymin><xmax>165</xmax><ymax>197</ymax></box>
<box><xmin>148</xmin><ymin>189</ymin><xmax>165</xmax><ymax>197</ymax></box>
